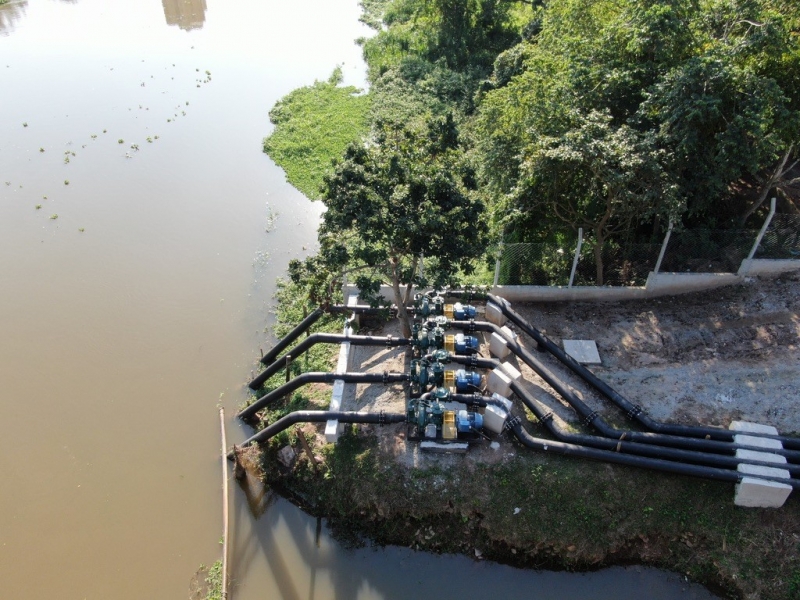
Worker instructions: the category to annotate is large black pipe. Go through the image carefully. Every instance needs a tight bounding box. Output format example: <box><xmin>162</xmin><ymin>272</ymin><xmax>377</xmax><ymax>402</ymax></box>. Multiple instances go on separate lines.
<box><xmin>431</xmin><ymin>349</ymin><xmax>800</xmax><ymax>475</ymax></box>
<box><xmin>507</xmin><ymin>418</ymin><xmax>800</xmax><ymax>489</ymax></box>
<box><xmin>509</xmin><ymin>380</ymin><xmax>800</xmax><ymax>478</ymax></box>
<box><xmin>231</xmin><ymin>410</ymin><xmax>407</xmax><ymax>455</ymax></box>
<box><xmin>249</xmin><ymin>333</ymin><xmax>411</xmax><ymax>390</ymax></box>
<box><xmin>488</xmin><ymin>293</ymin><xmax>800</xmax><ymax>450</ymax></box>
<box><xmin>238</xmin><ymin>371</ymin><xmax>409</xmax><ymax>421</ymax></box>
<box><xmin>261</xmin><ymin>307</ymin><xmax>325</xmax><ymax>365</ymax></box>
<box><xmin>450</xmin><ymin>318</ymin><xmax>800</xmax><ymax>462</ymax></box>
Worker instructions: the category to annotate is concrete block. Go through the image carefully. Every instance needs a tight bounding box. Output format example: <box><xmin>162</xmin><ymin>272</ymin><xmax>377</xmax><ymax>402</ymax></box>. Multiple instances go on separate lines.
<box><xmin>736</xmin><ymin>448</ymin><xmax>787</xmax><ymax>465</ymax></box>
<box><xmin>734</xmin><ymin>434</ymin><xmax>783</xmax><ymax>451</ymax></box>
<box><xmin>499</xmin><ymin>361</ymin><xmax>522</xmax><ymax>381</ymax></box>
<box><xmin>489</xmin><ymin>332</ymin><xmax>511</xmax><ymax>359</ymax></box>
<box><xmin>487</xmin><ymin>368</ymin><xmax>512</xmax><ymax>397</ymax></box>
<box><xmin>326</xmin><ymin>325</ymin><xmax>354</xmax><ymax>444</ymax></box>
<box><xmin>277</xmin><ymin>446</ymin><xmax>297</xmax><ymax>469</ymax></box>
<box><xmin>729</xmin><ymin>421</ymin><xmax>779</xmax><ymax>436</ymax></box>
<box><xmin>563</xmin><ymin>340</ymin><xmax>602</xmax><ymax>364</ymax></box>
<box><xmin>420</xmin><ymin>441</ymin><xmax>469</xmax><ymax>453</ymax></box>
<box><xmin>483</xmin><ymin>404</ymin><xmax>509</xmax><ymax>434</ymax></box>
<box><xmin>485</xmin><ymin>302</ymin><xmax>507</xmax><ymax>326</ymax></box>
<box><xmin>735</xmin><ymin>463</ymin><xmax>792</xmax><ymax>508</ymax></box>
<box><xmin>347</xmin><ymin>293</ymin><xmax>360</xmax><ymax>328</ymax></box>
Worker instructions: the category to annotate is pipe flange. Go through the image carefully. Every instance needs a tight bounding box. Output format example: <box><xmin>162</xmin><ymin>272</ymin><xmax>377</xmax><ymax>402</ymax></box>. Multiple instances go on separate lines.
<box><xmin>626</xmin><ymin>405</ymin><xmax>644</xmax><ymax>420</ymax></box>
<box><xmin>382</xmin><ymin>371</ymin><xmax>389</xmax><ymax>385</ymax></box>
<box><xmin>378</xmin><ymin>410</ymin><xmax>386</xmax><ymax>426</ymax></box>
<box><xmin>581</xmin><ymin>410</ymin><xmax>599</xmax><ymax>427</ymax></box>
<box><xmin>540</xmin><ymin>411</ymin><xmax>554</xmax><ymax>423</ymax></box>
<box><xmin>468</xmin><ymin>355</ymin><xmax>479</xmax><ymax>368</ymax></box>
<box><xmin>385</xmin><ymin>335</ymin><xmax>394</xmax><ymax>347</ymax></box>
<box><xmin>468</xmin><ymin>319</ymin><xmax>477</xmax><ymax>333</ymax></box>
<box><xmin>504</xmin><ymin>416</ymin><xmax>522</xmax><ymax>431</ymax></box>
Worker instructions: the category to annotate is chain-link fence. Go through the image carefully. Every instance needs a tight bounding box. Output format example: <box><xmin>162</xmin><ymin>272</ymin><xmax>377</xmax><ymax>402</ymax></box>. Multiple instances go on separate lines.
<box><xmin>494</xmin><ymin>210</ymin><xmax>800</xmax><ymax>287</ymax></box>
<box><xmin>658</xmin><ymin>229</ymin><xmax>758</xmax><ymax>273</ymax></box>
<box><xmin>755</xmin><ymin>214</ymin><xmax>800</xmax><ymax>259</ymax></box>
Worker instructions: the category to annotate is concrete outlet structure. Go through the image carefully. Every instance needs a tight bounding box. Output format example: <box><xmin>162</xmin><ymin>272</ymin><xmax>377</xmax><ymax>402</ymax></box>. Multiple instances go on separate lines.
<box><xmin>730</xmin><ymin>421</ymin><xmax>792</xmax><ymax>508</ymax></box>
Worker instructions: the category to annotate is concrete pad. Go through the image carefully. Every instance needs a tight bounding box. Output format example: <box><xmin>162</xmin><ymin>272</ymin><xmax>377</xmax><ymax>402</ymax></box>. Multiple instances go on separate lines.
<box><xmin>487</xmin><ymin>364</ymin><xmax>521</xmax><ymax>397</ymax></box>
<box><xmin>326</xmin><ymin>324</ymin><xmax>353</xmax><ymax>443</ymax></box>
<box><xmin>729</xmin><ymin>421</ymin><xmax>779</xmax><ymax>436</ymax></box>
<box><xmin>489</xmin><ymin>332</ymin><xmax>511</xmax><ymax>359</ymax></box>
<box><xmin>736</xmin><ymin>448</ymin><xmax>787</xmax><ymax>465</ymax></box>
<box><xmin>563</xmin><ymin>340</ymin><xmax>602</xmax><ymax>364</ymax></box>
<box><xmin>734</xmin><ymin>434</ymin><xmax>783</xmax><ymax>451</ymax></box>
<box><xmin>499</xmin><ymin>361</ymin><xmax>522</xmax><ymax>381</ymax></box>
<box><xmin>487</xmin><ymin>368</ymin><xmax>514</xmax><ymax>397</ymax></box>
<box><xmin>485</xmin><ymin>302</ymin><xmax>507</xmax><ymax>326</ymax></box>
<box><xmin>483</xmin><ymin>405</ymin><xmax>509</xmax><ymax>434</ymax></box>
<box><xmin>735</xmin><ymin>463</ymin><xmax>792</xmax><ymax>508</ymax></box>
<box><xmin>420</xmin><ymin>441</ymin><xmax>469</xmax><ymax>453</ymax></box>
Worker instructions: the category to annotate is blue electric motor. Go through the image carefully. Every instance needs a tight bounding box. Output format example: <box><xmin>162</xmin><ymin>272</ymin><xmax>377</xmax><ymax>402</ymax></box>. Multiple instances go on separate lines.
<box><xmin>456</xmin><ymin>410</ymin><xmax>483</xmax><ymax>433</ymax></box>
<box><xmin>452</xmin><ymin>302</ymin><xmax>477</xmax><ymax>320</ymax></box>
<box><xmin>454</xmin><ymin>369</ymin><xmax>482</xmax><ymax>393</ymax></box>
<box><xmin>453</xmin><ymin>332</ymin><xmax>479</xmax><ymax>355</ymax></box>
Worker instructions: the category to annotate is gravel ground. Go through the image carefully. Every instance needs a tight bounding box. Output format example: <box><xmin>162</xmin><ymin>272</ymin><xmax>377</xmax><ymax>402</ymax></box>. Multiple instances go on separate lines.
<box><xmin>339</xmin><ymin>271</ymin><xmax>800</xmax><ymax>463</ymax></box>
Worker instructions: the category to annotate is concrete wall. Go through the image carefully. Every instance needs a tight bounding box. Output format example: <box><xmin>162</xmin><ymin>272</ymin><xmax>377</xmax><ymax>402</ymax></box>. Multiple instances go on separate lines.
<box><xmin>343</xmin><ymin>258</ymin><xmax>799</xmax><ymax>305</ymax></box>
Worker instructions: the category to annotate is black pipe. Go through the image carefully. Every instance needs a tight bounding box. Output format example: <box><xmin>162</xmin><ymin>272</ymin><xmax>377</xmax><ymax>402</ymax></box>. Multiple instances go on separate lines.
<box><xmin>507</xmin><ymin>418</ymin><xmax>800</xmax><ymax>489</ymax></box>
<box><xmin>249</xmin><ymin>333</ymin><xmax>411</xmax><ymax>390</ymax></box>
<box><xmin>417</xmin><ymin>390</ymin><xmax>508</xmax><ymax>409</ymax></box>
<box><xmin>488</xmin><ymin>293</ymin><xmax>800</xmax><ymax>450</ymax></box>
<box><xmin>426</xmin><ymin>349</ymin><xmax>800</xmax><ymax>475</ymax></box>
<box><xmin>509</xmin><ymin>380</ymin><xmax>800</xmax><ymax>478</ymax></box>
<box><xmin>261</xmin><ymin>307</ymin><xmax>325</xmax><ymax>365</ymax></box>
<box><xmin>238</xmin><ymin>371</ymin><xmax>409</xmax><ymax>421</ymax></box>
<box><xmin>231</xmin><ymin>410</ymin><xmax>407</xmax><ymax>455</ymax></box>
<box><xmin>449</xmin><ymin>318</ymin><xmax>800</xmax><ymax>462</ymax></box>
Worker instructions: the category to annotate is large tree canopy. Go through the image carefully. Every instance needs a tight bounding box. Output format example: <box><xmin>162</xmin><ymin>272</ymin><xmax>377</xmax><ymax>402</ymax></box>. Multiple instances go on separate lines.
<box><xmin>477</xmin><ymin>0</ymin><xmax>800</xmax><ymax>253</ymax></box>
<box><xmin>290</xmin><ymin>116</ymin><xmax>488</xmax><ymax>335</ymax></box>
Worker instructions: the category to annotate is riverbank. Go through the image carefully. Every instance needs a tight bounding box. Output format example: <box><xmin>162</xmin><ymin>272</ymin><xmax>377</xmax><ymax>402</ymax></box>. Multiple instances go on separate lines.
<box><xmin>246</xmin><ymin>273</ymin><xmax>800</xmax><ymax>600</ymax></box>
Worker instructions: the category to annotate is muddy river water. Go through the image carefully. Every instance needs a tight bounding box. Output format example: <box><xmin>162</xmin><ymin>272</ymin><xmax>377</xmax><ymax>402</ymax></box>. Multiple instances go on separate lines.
<box><xmin>0</xmin><ymin>1</ymin><xmax>719</xmax><ymax>598</ymax></box>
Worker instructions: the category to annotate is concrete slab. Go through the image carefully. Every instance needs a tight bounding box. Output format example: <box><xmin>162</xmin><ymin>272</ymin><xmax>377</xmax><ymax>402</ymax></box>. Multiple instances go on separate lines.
<box><xmin>489</xmin><ymin>332</ymin><xmax>511</xmax><ymax>359</ymax></box>
<box><xmin>420</xmin><ymin>441</ymin><xmax>469</xmax><ymax>453</ymax></box>
<box><xmin>729</xmin><ymin>421</ymin><xmax>780</xmax><ymax>436</ymax></box>
<box><xmin>736</xmin><ymin>448</ymin><xmax>787</xmax><ymax>465</ymax></box>
<box><xmin>563</xmin><ymin>340</ymin><xmax>602</xmax><ymax>364</ymax></box>
<box><xmin>734</xmin><ymin>434</ymin><xmax>783</xmax><ymax>451</ymax></box>
<box><xmin>735</xmin><ymin>463</ymin><xmax>792</xmax><ymax>508</ymax></box>
<box><xmin>485</xmin><ymin>302</ymin><xmax>507</xmax><ymax>326</ymax></box>
<box><xmin>487</xmin><ymin>368</ymin><xmax>513</xmax><ymax>397</ymax></box>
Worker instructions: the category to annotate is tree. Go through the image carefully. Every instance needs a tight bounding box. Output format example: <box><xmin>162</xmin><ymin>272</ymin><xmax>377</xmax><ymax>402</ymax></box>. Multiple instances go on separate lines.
<box><xmin>517</xmin><ymin>110</ymin><xmax>681</xmax><ymax>284</ymax></box>
<box><xmin>291</xmin><ymin>116</ymin><xmax>488</xmax><ymax>336</ymax></box>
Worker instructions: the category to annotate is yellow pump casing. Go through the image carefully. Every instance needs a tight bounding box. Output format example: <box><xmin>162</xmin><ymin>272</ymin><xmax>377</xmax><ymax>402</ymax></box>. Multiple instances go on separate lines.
<box><xmin>442</xmin><ymin>411</ymin><xmax>457</xmax><ymax>440</ymax></box>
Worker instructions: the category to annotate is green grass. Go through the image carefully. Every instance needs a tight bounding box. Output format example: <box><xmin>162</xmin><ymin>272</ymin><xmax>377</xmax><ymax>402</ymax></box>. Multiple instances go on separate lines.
<box><xmin>263</xmin><ymin>67</ymin><xmax>372</xmax><ymax>200</ymax></box>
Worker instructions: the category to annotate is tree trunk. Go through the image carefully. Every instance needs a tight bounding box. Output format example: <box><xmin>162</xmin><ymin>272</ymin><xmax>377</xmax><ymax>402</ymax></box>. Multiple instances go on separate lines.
<box><xmin>390</xmin><ymin>257</ymin><xmax>412</xmax><ymax>337</ymax></box>
<box><xmin>739</xmin><ymin>146</ymin><xmax>794</xmax><ymax>226</ymax></box>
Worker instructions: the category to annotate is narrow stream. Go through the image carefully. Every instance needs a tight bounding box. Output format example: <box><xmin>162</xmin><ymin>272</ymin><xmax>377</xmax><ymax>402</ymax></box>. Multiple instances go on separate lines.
<box><xmin>0</xmin><ymin>1</ymin><xmax>719</xmax><ymax>598</ymax></box>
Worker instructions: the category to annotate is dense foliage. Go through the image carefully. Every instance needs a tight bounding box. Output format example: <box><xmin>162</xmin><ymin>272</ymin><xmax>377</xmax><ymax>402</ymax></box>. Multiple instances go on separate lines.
<box><xmin>267</xmin><ymin>0</ymin><xmax>799</xmax><ymax>289</ymax></box>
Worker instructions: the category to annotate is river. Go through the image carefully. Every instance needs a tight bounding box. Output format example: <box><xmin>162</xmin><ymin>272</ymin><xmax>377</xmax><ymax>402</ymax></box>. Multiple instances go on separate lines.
<box><xmin>0</xmin><ymin>1</ymin><xmax>718</xmax><ymax>598</ymax></box>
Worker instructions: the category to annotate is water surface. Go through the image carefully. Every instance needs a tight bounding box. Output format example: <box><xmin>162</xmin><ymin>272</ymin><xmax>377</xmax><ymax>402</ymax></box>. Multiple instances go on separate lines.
<box><xmin>0</xmin><ymin>1</ymin><xmax>719</xmax><ymax>598</ymax></box>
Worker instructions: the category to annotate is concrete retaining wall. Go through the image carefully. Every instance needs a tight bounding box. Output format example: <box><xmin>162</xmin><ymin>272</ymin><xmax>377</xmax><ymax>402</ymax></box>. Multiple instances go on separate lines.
<box><xmin>344</xmin><ymin>258</ymin><xmax>799</xmax><ymax>305</ymax></box>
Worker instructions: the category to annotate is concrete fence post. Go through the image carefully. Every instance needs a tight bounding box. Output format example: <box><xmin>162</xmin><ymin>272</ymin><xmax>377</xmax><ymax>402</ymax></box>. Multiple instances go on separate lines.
<box><xmin>493</xmin><ymin>243</ymin><xmax>504</xmax><ymax>287</ymax></box>
<box><xmin>568</xmin><ymin>228</ymin><xmax>583</xmax><ymax>288</ymax></box>
<box><xmin>654</xmin><ymin>220</ymin><xmax>674</xmax><ymax>274</ymax></box>
<box><xmin>747</xmin><ymin>197</ymin><xmax>777</xmax><ymax>260</ymax></box>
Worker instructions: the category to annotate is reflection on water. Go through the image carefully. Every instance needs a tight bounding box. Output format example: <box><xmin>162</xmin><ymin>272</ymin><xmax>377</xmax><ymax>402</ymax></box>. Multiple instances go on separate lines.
<box><xmin>0</xmin><ymin>0</ymin><xmax>27</xmax><ymax>36</ymax></box>
<box><xmin>162</xmin><ymin>0</ymin><xmax>206</xmax><ymax>31</ymax></box>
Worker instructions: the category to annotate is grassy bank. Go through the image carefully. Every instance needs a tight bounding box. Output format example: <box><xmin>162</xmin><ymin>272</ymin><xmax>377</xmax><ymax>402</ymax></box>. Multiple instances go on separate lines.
<box><xmin>262</xmin><ymin>67</ymin><xmax>371</xmax><ymax>200</ymax></box>
<box><xmin>259</xmin><ymin>428</ymin><xmax>800</xmax><ymax>600</ymax></box>
<box><xmin>242</xmin><ymin>290</ymin><xmax>800</xmax><ymax>600</ymax></box>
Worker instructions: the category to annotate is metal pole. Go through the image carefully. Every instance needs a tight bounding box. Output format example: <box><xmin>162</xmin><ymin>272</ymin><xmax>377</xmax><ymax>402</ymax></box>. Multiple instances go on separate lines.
<box><xmin>654</xmin><ymin>220</ymin><xmax>674</xmax><ymax>274</ymax></box>
<box><xmin>568</xmin><ymin>228</ymin><xmax>583</xmax><ymax>288</ymax></box>
<box><xmin>747</xmin><ymin>197</ymin><xmax>777</xmax><ymax>260</ymax></box>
